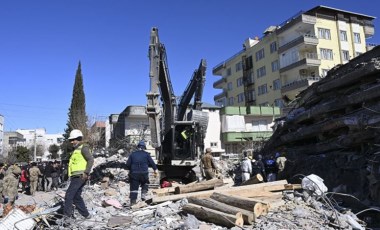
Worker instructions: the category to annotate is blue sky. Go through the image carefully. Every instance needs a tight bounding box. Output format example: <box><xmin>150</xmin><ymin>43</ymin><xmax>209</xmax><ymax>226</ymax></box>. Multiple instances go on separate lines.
<box><xmin>0</xmin><ymin>0</ymin><xmax>379</xmax><ymax>134</ymax></box>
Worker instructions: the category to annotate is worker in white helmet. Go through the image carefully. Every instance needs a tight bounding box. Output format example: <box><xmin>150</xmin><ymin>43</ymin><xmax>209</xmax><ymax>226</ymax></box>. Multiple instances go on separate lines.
<box><xmin>63</xmin><ymin>129</ymin><xmax>94</xmax><ymax>220</ymax></box>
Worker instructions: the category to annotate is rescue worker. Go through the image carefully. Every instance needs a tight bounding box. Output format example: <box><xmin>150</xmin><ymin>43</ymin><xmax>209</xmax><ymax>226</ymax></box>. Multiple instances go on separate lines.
<box><xmin>64</xmin><ymin>129</ymin><xmax>94</xmax><ymax>219</ymax></box>
<box><xmin>126</xmin><ymin>140</ymin><xmax>158</xmax><ymax>206</ymax></box>
<box><xmin>2</xmin><ymin>165</ymin><xmax>21</xmax><ymax>211</ymax></box>
<box><xmin>276</xmin><ymin>152</ymin><xmax>287</xmax><ymax>180</ymax></box>
<box><xmin>201</xmin><ymin>148</ymin><xmax>218</xmax><ymax>180</ymax></box>
<box><xmin>251</xmin><ymin>154</ymin><xmax>267</xmax><ymax>181</ymax></box>
<box><xmin>29</xmin><ymin>162</ymin><xmax>42</xmax><ymax>195</ymax></box>
<box><xmin>241</xmin><ymin>152</ymin><xmax>252</xmax><ymax>183</ymax></box>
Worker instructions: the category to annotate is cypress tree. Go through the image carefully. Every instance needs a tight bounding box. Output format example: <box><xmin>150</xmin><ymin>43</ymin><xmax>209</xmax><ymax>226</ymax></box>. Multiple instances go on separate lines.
<box><xmin>62</xmin><ymin>61</ymin><xmax>88</xmax><ymax>159</ymax></box>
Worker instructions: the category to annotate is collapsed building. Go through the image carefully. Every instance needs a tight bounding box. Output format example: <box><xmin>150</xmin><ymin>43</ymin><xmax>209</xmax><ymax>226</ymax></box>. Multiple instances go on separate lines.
<box><xmin>261</xmin><ymin>46</ymin><xmax>380</xmax><ymax>214</ymax></box>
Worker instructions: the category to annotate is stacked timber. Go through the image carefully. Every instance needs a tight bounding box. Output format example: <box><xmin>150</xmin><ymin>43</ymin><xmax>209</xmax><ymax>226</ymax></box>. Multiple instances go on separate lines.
<box><xmin>152</xmin><ymin>180</ymin><xmax>301</xmax><ymax>227</ymax></box>
<box><xmin>262</xmin><ymin>46</ymin><xmax>380</xmax><ymax>205</ymax></box>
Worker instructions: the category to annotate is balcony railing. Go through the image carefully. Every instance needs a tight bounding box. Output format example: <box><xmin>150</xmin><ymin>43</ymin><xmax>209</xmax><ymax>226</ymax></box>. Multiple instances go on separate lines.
<box><xmin>213</xmin><ymin>77</ymin><xmax>226</xmax><ymax>88</ymax></box>
<box><xmin>281</xmin><ymin>76</ymin><xmax>320</xmax><ymax>93</ymax></box>
<box><xmin>278</xmin><ymin>34</ymin><xmax>318</xmax><ymax>53</ymax></box>
<box><xmin>280</xmin><ymin>53</ymin><xmax>320</xmax><ymax>73</ymax></box>
<box><xmin>214</xmin><ymin>89</ymin><xmax>227</xmax><ymax>101</ymax></box>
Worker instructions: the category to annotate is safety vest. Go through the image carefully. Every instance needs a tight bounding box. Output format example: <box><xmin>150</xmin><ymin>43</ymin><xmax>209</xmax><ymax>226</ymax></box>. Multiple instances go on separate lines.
<box><xmin>68</xmin><ymin>145</ymin><xmax>87</xmax><ymax>177</ymax></box>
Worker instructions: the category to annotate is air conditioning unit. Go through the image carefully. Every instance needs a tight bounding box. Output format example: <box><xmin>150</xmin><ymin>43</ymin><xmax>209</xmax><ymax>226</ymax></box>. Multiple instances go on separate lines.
<box><xmin>299</xmin><ymin>69</ymin><xmax>307</xmax><ymax>75</ymax></box>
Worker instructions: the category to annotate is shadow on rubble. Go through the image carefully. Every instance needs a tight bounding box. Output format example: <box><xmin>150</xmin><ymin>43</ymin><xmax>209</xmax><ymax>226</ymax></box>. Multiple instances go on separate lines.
<box><xmin>90</xmin><ymin>161</ymin><xmax>129</xmax><ymax>184</ymax></box>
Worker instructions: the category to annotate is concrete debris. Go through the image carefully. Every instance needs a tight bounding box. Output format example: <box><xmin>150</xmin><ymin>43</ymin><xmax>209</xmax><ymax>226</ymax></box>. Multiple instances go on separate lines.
<box><xmin>1</xmin><ymin>152</ymin><xmax>378</xmax><ymax>229</ymax></box>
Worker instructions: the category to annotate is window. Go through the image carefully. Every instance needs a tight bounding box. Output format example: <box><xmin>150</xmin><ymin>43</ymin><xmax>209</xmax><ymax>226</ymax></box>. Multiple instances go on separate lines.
<box><xmin>226</xmin><ymin>68</ymin><xmax>232</xmax><ymax>76</ymax></box>
<box><xmin>353</xmin><ymin>33</ymin><xmax>361</xmax><ymax>44</ymax></box>
<box><xmin>271</xmin><ymin>60</ymin><xmax>279</xmax><ymax>72</ymax></box>
<box><xmin>235</xmin><ymin>62</ymin><xmax>242</xmax><ymax>72</ymax></box>
<box><xmin>318</xmin><ymin>28</ymin><xmax>331</xmax><ymax>40</ymax></box>
<box><xmin>342</xmin><ymin>50</ymin><xmax>350</xmax><ymax>61</ymax></box>
<box><xmin>247</xmin><ymin>72</ymin><xmax>255</xmax><ymax>85</ymax></box>
<box><xmin>237</xmin><ymin>93</ymin><xmax>245</xmax><ymax>103</ymax></box>
<box><xmin>255</xmin><ymin>48</ymin><xmax>265</xmax><ymax>61</ymax></box>
<box><xmin>227</xmin><ymin>82</ymin><xmax>233</xmax><ymax>91</ymax></box>
<box><xmin>247</xmin><ymin>90</ymin><xmax>255</xmax><ymax>101</ymax></box>
<box><xmin>273</xmin><ymin>79</ymin><xmax>281</xmax><ymax>90</ymax></box>
<box><xmin>236</xmin><ymin>77</ymin><xmax>243</xmax><ymax>87</ymax></box>
<box><xmin>210</xmin><ymin>142</ymin><xmax>218</xmax><ymax>147</ymax></box>
<box><xmin>258</xmin><ymin>84</ymin><xmax>268</xmax><ymax>95</ymax></box>
<box><xmin>244</xmin><ymin>56</ymin><xmax>253</xmax><ymax>70</ymax></box>
<box><xmin>320</xmin><ymin>48</ymin><xmax>333</xmax><ymax>60</ymax></box>
<box><xmin>270</xmin><ymin>42</ymin><xmax>277</xmax><ymax>53</ymax></box>
<box><xmin>228</xmin><ymin>97</ymin><xmax>234</xmax><ymax>106</ymax></box>
<box><xmin>256</xmin><ymin>66</ymin><xmax>266</xmax><ymax>78</ymax></box>
<box><xmin>340</xmin><ymin>30</ymin><xmax>347</xmax><ymax>41</ymax></box>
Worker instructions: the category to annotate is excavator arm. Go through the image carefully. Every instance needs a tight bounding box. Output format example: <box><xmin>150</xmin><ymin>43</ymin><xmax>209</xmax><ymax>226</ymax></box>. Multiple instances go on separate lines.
<box><xmin>177</xmin><ymin>59</ymin><xmax>207</xmax><ymax>121</ymax></box>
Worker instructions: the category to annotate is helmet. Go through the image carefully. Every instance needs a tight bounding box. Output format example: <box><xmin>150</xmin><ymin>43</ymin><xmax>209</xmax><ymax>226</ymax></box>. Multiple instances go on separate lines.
<box><xmin>137</xmin><ymin>140</ymin><xmax>146</xmax><ymax>149</ymax></box>
<box><xmin>68</xmin><ymin>129</ymin><xmax>83</xmax><ymax>140</ymax></box>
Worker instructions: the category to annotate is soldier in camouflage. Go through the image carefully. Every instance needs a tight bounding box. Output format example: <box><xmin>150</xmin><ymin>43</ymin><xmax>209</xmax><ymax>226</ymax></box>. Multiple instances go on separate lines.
<box><xmin>2</xmin><ymin>165</ymin><xmax>21</xmax><ymax>211</ymax></box>
<box><xmin>29</xmin><ymin>162</ymin><xmax>42</xmax><ymax>196</ymax></box>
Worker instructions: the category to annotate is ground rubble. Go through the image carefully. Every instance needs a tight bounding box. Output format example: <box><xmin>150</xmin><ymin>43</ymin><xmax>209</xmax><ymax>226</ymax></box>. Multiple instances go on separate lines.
<box><xmin>0</xmin><ymin>169</ymin><xmax>372</xmax><ymax>230</ymax></box>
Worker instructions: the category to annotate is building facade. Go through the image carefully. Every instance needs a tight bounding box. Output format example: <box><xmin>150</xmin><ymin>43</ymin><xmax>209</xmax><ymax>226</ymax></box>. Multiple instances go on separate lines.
<box><xmin>213</xmin><ymin>5</ymin><xmax>375</xmax><ymax>109</ymax></box>
<box><xmin>220</xmin><ymin>106</ymin><xmax>280</xmax><ymax>155</ymax></box>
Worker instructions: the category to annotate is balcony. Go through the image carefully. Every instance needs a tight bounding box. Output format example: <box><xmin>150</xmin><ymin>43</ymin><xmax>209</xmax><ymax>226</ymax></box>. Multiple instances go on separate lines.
<box><xmin>278</xmin><ymin>34</ymin><xmax>318</xmax><ymax>53</ymax></box>
<box><xmin>280</xmin><ymin>53</ymin><xmax>321</xmax><ymax>73</ymax></box>
<box><xmin>213</xmin><ymin>77</ymin><xmax>226</xmax><ymax>89</ymax></box>
<box><xmin>276</xmin><ymin>14</ymin><xmax>317</xmax><ymax>35</ymax></box>
<box><xmin>281</xmin><ymin>76</ymin><xmax>320</xmax><ymax>94</ymax></box>
<box><xmin>214</xmin><ymin>89</ymin><xmax>227</xmax><ymax>101</ymax></box>
<box><xmin>222</xmin><ymin>131</ymin><xmax>273</xmax><ymax>143</ymax></box>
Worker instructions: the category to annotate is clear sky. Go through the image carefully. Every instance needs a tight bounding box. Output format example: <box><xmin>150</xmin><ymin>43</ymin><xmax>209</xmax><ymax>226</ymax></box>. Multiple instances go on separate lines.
<box><xmin>1</xmin><ymin>0</ymin><xmax>379</xmax><ymax>134</ymax></box>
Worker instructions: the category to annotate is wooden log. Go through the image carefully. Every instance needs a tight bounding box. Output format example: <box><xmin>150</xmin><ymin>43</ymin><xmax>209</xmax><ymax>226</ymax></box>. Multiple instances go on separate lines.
<box><xmin>188</xmin><ymin>197</ymin><xmax>255</xmax><ymax>224</ymax></box>
<box><xmin>175</xmin><ymin>178</ymin><xmax>224</xmax><ymax>194</ymax></box>
<box><xmin>210</xmin><ymin>192</ymin><xmax>264</xmax><ymax>217</ymax></box>
<box><xmin>182</xmin><ymin>203</ymin><xmax>243</xmax><ymax>228</ymax></box>
<box><xmin>151</xmin><ymin>180</ymin><xmax>288</xmax><ymax>204</ymax></box>
<box><xmin>241</xmin><ymin>174</ymin><xmax>264</xmax><ymax>185</ymax></box>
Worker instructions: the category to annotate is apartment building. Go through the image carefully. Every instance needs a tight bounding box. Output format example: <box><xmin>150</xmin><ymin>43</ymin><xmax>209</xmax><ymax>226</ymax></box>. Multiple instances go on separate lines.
<box><xmin>213</xmin><ymin>5</ymin><xmax>376</xmax><ymax>109</ymax></box>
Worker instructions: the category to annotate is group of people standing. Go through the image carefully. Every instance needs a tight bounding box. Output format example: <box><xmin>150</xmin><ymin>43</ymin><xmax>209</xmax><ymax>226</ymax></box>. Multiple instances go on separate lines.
<box><xmin>240</xmin><ymin>151</ymin><xmax>287</xmax><ymax>184</ymax></box>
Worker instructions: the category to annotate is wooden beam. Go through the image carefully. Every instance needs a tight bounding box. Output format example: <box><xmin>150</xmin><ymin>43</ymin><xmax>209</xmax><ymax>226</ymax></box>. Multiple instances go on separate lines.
<box><xmin>182</xmin><ymin>203</ymin><xmax>244</xmax><ymax>228</ymax></box>
<box><xmin>210</xmin><ymin>192</ymin><xmax>265</xmax><ymax>217</ymax></box>
<box><xmin>174</xmin><ymin>178</ymin><xmax>223</xmax><ymax>194</ymax></box>
<box><xmin>188</xmin><ymin>197</ymin><xmax>255</xmax><ymax>225</ymax></box>
<box><xmin>151</xmin><ymin>180</ymin><xmax>288</xmax><ymax>204</ymax></box>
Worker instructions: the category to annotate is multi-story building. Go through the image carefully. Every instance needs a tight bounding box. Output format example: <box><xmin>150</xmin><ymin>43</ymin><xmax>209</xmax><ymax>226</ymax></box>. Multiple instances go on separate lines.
<box><xmin>108</xmin><ymin>104</ymin><xmax>225</xmax><ymax>156</ymax></box>
<box><xmin>220</xmin><ymin>106</ymin><xmax>280</xmax><ymax>155</ymax></box>
<box><xmin>213</xmin><ymin>5</ymin><xmax>375</xmax><ymax>109</ymax></box>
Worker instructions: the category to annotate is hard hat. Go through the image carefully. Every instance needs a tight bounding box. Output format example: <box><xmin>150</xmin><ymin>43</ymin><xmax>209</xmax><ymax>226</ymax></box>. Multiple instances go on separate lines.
<box><xmin>137</xmin><ymin>140</ymin><xmax>146</xmax><ymax>149</ymax></box>
<box><xmin>68</xmin><ymin>129</ymin><xmax>83</xmax><ymax>140</ymax></box>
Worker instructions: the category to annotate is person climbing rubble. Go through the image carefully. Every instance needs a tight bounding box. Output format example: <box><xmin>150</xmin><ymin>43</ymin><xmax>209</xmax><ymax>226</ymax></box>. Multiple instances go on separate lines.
<box><xmin>126</xmin><ymin>140</ymin><xmax>158</xmax><ymax>206</ymax></box>
<box><xmin>64</xmin><ymin>129</ymin><xmax>94</xmax><ymax>219</ymax></box>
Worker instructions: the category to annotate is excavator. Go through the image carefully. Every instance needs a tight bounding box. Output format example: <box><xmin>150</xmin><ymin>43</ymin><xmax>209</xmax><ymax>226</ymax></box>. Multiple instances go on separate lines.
<box><xmin>146</xmin><ymin>27</ymin><xmax>208</xmax><ymax>183</ymax></box>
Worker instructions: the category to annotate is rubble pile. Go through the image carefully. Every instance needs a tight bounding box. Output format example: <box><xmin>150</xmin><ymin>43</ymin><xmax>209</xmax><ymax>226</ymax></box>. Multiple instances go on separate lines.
<box><xmin>262</xmin><ymin>46</ymin><xmax>380</xmax><ymax>208</ymax></box>
<box><xmin>1</xmin><ymin>170</ymin><xmax>375</xmax><ymax>229</ymax></box>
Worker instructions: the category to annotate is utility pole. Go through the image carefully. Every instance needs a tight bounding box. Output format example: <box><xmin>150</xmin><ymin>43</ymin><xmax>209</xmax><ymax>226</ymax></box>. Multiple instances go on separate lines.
<box><xmin>33</xmin><ymin>130</ymin><xmax>37</xmax><ymax>161</ymax></box>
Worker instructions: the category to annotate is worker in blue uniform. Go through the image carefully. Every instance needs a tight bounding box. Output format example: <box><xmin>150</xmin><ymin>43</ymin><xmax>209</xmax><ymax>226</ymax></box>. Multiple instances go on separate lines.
<box><xmin>126</xmin><ymin>141</ymin><xmax>158</xmax><ymax>206</ymax></box>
